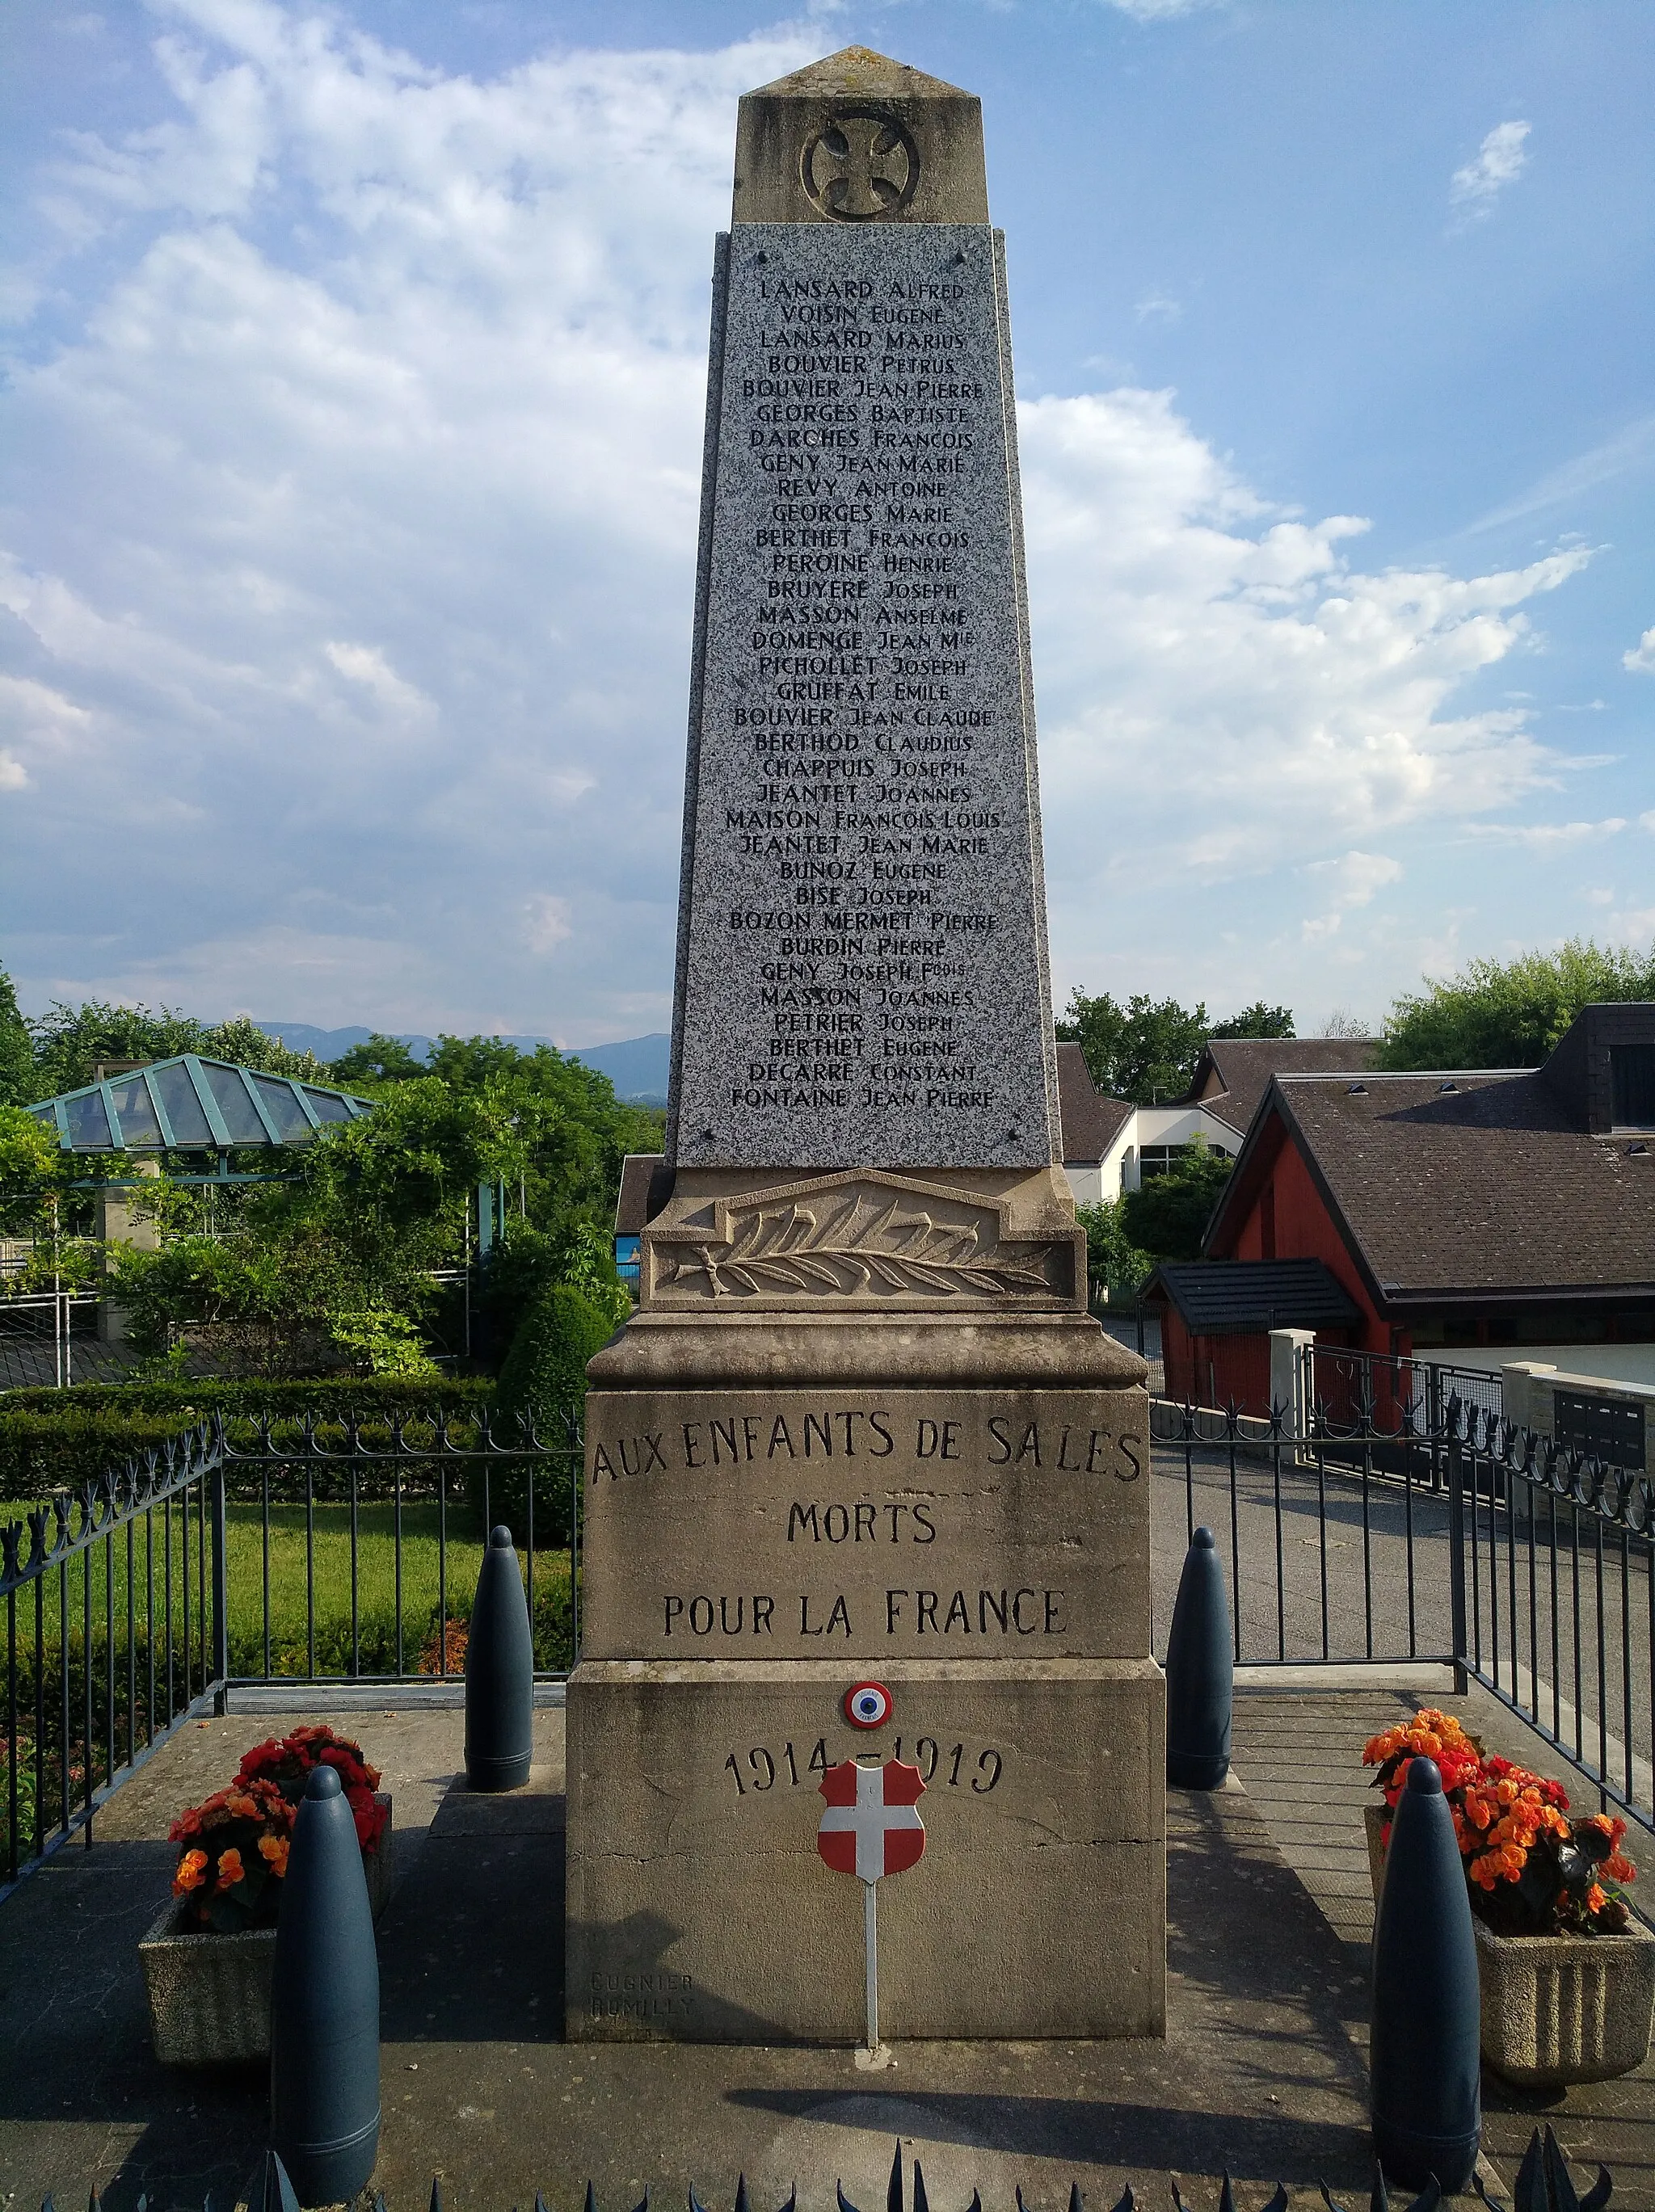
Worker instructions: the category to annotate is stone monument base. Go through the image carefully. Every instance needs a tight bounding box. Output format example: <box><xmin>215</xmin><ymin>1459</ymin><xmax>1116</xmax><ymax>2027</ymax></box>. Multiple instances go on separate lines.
<box><xmin>565</xmin><ymin>1656</ymin><xmax>1165</xmax><ymax>2043</ymax></box>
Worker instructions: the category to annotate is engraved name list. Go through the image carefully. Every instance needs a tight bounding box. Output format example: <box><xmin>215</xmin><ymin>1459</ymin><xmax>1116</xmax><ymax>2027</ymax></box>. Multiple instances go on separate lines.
<box><xmin>674</xmin><ymin>224</ymin><xmax>1053</xmax><ymax>1170</ymax></box>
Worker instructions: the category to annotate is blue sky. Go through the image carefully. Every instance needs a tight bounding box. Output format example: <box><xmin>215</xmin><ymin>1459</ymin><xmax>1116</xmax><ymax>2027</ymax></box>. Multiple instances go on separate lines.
<box><xmin>2</xmin><ymin>0</ymin><xmax>1651</xmax><ymax>1045</ymax></box>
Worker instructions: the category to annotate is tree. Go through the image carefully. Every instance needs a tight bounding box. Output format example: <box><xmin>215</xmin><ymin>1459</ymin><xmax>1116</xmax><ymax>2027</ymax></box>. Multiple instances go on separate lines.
<box><xmin>1119</xmin><ymin>1140</ymin><xmax>1234</xmax><ymax>1264</ymax></box>
<box><xmin>1209</xmin><ymin>1002</ymin><xmax>1295</xmax><ymax>1042</ymax></box>
<box><xmin>0</xmin><ymin>964</ymin><xmax>33</xmax><ymax>1108</ymax></box>
<box><xmin>1075</xmin><ymin>1200</ymin><xmax>1152</xmax><ymax>1306</ymax></box>
<box><xmin>27</xmin><ymin>999</ymin><xmax>322</xmax><ymax>1096</ymax></box>
<box><xmin>12</xmin><ymin>984</ymin><xmax>661</xmax><ymax>1378</ymax></box>
<box><xmin>326</xmin><ymin>1034</ymin><xmax>427</xmax><ymax>1085</ymax></box>
<box><xmin>1057</xmin><ymin>991</ymin><xmax>1295</xmax><ymax>1104</ymax></box>
<box><xmin>1377</xmin><ymin>938</ymin><xmax>1655</xmax><ymax>1070</ymax></box>
<box><xmin>105</xmin><ymin>1078</ymin><xmax>533</xmax><ymax>1377</ymax></box>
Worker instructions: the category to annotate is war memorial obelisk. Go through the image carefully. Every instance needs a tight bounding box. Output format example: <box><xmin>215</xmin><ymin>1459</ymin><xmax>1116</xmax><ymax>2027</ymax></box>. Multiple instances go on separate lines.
<box><xmin>565</xmin><ymin>48</ymin><xmax>1164</xmax><ymax>2044</ymax></box>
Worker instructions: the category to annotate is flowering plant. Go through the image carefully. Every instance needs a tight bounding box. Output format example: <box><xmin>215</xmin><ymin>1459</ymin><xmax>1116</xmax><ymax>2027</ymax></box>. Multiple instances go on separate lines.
<box><xmin>235</xmin><ymin>1724</ymin><xmax>389</xmax><ymax>1853</ymax></box>
<box><xmin>1364</xmin><ymin>1709</ymin><xmax>1637</xmax><ymax>1937</ymax></box>
<box><xmin>168</xmin><ymin>1777</ymin><xmax>295</xmax><ymax>1932</ymax></box>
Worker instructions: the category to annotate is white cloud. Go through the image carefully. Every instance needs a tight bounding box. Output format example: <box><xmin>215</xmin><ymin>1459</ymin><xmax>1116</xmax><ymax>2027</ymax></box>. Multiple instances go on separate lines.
<box><xmin>1</xmin><ymin>4</ymin><xmax>810</xmax><ymax>1034</ymax></box>
<box><xmin>0</xmin><ymin>752</ymin><xmax>30</xmax><ymax>791</ymax></box>
<box><xmin>1021</xmin><ymin>386</ymin><xmax>1588</xmax><ymax>903</ymax></box>
<box><xmin>323</xmin><ymin>641</ymin><xmax>436</xmax><ymax>727</ymax></box>
<box><xmin>1099</xmin><ymin>0</ymin><xmax>1223</xmax><ymax>17</ymax></box>
<box><xmin>1467</xmin><ymin>415</ymin><xmax>1655</xmax><ymax>534</ymax></box>
<box><xmin>1450</xmin><ymin>120</ymin><xmax>1530</xmax><ymax>221</ymax></box>
<box><xmin>1297</xmin><ymin>852</ymin><xmax>1403</xmax><ymax>940</ymax></box>
<box><xmin>1463</xmin><ymin>818</ymin><xmax>1625</xmax><ymax>849</ymax></box>
<box><xmin>1606</xmin><ymin>906</ymin><xmax>1655</xmax><ymax>946</ymax></box>
<box><xmin>0</xmin><ymin>6</ymin><xmax>1603</xmax><ymax>1038</ymax></box>
<box><xmin>522</xmin><ymin>894</ymin><xmax>572</xmax><ymax>957</ymax></box>
<box><xmin>1624</xmin><ymin>626</ymin><xmax>1655</xmax><ymax>674</ymax></box>
<box><xmin>1133</xmin><ymin>291</ymin><xmax>1181</xmax><ymax>325</ymax></box>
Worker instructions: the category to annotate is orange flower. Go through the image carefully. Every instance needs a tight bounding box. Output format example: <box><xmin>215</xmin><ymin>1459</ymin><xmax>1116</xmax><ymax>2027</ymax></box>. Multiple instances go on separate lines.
<box><xmin>215</xmin><ymin>1848</ymin><xmax>246</xmax><ymax>1890</ymax></box>
<box><xmin>173</xmin><ymin>1848</ymin><xmax>208</xmax><ymax>1894</ymax></box>
<box><xmin>1588</xmin><ymin>1882</ymin><xmax>1607</xmax><ymax>1913</ymax></box>
<box><xmin>258</xmin><ymin>1834</ymin><xmax>290</xmax><ymax>1878</ymax></box>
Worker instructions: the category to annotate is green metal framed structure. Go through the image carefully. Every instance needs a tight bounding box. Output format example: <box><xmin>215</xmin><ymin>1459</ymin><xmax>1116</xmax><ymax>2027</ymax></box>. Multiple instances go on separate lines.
<box><xmin>28</xmin><ymin>1056</ymin><xmax>377</xmax><ymax>1159</ymax></box>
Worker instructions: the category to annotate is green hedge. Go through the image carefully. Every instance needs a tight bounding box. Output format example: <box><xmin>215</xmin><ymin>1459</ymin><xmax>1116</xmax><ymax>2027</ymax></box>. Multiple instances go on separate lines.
<box><xmin>0</xmin><ymin>1377</ymin><xmax>494</xmax><ymax>1418</ymax></box>
<box><xmin>0</xmin><ymin>1377</ymin><xmax>497</xmax><ymax>1503</ymax></box>
<box><xmin>0</xmin><ymin>1410</ymin><xmax>201</xmax><ymax>1499</ymax></box>
<box><xmin>467</xmin><ymin>1284</ymin><xmax>614</xmax><ymax>1544</ymax></box>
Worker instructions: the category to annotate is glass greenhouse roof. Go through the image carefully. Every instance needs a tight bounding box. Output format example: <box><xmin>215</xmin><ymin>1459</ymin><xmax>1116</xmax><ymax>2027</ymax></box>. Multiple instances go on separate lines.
<box><xmin>28</xmin><ymin>1057</ymin><xmax>378</xmax><ymax>1154</ymax></box>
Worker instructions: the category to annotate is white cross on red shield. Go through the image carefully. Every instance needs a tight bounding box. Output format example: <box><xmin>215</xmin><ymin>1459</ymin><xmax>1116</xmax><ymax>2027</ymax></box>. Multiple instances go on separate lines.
<box><xmin>816</xmin><ymin>1756</ymin><xmax>926</xmax><ymax>1883</ymax></box>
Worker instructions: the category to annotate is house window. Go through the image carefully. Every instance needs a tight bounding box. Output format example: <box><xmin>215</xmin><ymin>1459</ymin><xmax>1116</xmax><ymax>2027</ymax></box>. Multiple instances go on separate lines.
<box><xmin>1139</xmin><ymin>1141</ymin><xmax>1233</xmax><ymax>1181</ymax></box>
<box><xmin>1611</xmin><ymin>1043</ymin><xmax>1655</xmax><ymax>1129</ymax></box>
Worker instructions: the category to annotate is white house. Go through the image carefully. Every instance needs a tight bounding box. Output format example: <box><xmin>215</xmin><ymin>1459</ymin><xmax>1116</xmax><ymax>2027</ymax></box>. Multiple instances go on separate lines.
<box><xmin>1057</xmin><ymin>1037</ymin><xmax>1380</xmax><ymax>1206</ymax></box>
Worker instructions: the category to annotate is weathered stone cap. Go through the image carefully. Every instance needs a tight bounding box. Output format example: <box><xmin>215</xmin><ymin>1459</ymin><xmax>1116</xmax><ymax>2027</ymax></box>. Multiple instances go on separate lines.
<box><xmin>588</xmin><ymin>1310</ymin><xmax>1145</xmax><ymax>1391</ymax></box>
<box><xmin>734</xmin><ymin>46</ymin><xmax>990</xmax><ymax>225</ymax></box>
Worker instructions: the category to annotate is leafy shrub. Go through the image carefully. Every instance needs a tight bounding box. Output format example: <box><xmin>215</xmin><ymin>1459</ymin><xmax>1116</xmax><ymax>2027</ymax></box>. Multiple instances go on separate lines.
<box><xmin>0</xmin><ymin>1377</ymin><xmax>495</xmax><ymax>1501</ymax></box>
<box><xmin>0</xmin><ymin>1377</ymin><xmax>493</xmax><ymax>1418</ymax></box>
<box><xmin>468</xmin><ymin>1283</ymin><xmax>617</xmax><ymax>1544</ymax></box>
<box><xmin>416</xmin><ymin>1575</ymin><xmax>575</xmax><ymax>1674</ymax></box>
<box><xmin>1119</xmin><ymin>1139</ymin><xmax>1234</xmax><ymax>1264</ymax></box>
<box><xmin>0</xmin><ymin>1410</ymin><xmax>198</xmax><ymax>1500</ymax></box>
<box><xmin>1076</xmin><ymin>1199</ymin><xmax>1152</xmax><ymax>1307</ymax></box>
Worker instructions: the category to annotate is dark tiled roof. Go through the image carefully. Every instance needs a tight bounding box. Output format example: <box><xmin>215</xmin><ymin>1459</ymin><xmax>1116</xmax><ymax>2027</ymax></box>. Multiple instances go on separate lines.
<box><xmin>1055</xmin><ymin>1043</ymin><xmax>1134</xmax><ymax>1163</ymax></box>
<box><xmin>1192</xmin><ymin>1037</ymin><xmax>1379</xmax><ymax>1138</ymax></box>
<box><xmin>1144</xmin><ymin>1259</ymin><xmax>1361</xmax><ymax>1335</ymax></box>
<box><xmin>614</xmin><ymin>1153</ymin><xmax>670</xmax><ymax>1237</ymax></box>
<box><xmin>1239</xmin><ymin>1073</ymin><xmax>1655</xmax><ymax>1302</ymax></box>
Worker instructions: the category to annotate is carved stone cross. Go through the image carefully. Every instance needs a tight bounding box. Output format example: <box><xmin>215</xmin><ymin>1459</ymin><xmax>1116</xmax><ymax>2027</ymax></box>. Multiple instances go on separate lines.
<box><xmin>803</xmin><ymin>113</ymin><xmax>917</xmax><ymax>220</ymax></box>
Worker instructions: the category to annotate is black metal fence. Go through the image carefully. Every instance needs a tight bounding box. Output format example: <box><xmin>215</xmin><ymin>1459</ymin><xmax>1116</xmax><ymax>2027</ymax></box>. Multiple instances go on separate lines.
<box><xmin>1154</xmin><ymin>1386</ymin><xmax>1655</xmax><ymax>1837</ymax></box>
<box><xmin>1304</xmin><ymin>1343</ymin><xmax>1505</xmax><ymax>1436</ymax></box>
<box><xmin>25</xmin><ymin>2127</ymin><xmax>1603</xmax><ymax>2212</ymax></box>
<box><xmin>2</xmin><ymin>1424</ymin><xmax>221</xmax><ymax>1894</ymax></box>
<box><xmin>9</xmin><ymin>1373</ymin><xmax>1655</xmax><ymax>1896</ymax></box>
<box><xmin>1</xmin><ymin>1410</ymin><xmax>575</xmax><ymax>1899</ymax></box>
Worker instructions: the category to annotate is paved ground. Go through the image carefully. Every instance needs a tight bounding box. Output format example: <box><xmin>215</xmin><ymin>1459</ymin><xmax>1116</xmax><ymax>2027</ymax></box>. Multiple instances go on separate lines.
<box><xmin>4</xmin><ymin>1687</ymin><xmax>1654</xmax><ymax>2212</ymax></box>
<box><xmin>1153</xmin><ymin>1440</ymin><xmax>1655</xmax><ymax>1808</ymax></box>
<box><xmin>5</xmin><ymin>1425</ymin><xmax>1655</xmax><ymax>2212</ymax></box>
<box><xmin>1232</xmin><ymin>1683</ymin><xmax>1655</xmax><ymax>2195</ymax></box>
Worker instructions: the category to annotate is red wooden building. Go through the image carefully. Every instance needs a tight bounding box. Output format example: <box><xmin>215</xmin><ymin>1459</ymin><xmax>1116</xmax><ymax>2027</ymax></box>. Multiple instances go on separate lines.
<box><xmin>1146</xmin><ymin>1259</ymin><xmax>1360</xmax><ymax>1411</ymax></box>
<box><xmin>1145</xmin><ymin>1003</ymin><xmax>1655</xmax><ymax>1413</ymax></box>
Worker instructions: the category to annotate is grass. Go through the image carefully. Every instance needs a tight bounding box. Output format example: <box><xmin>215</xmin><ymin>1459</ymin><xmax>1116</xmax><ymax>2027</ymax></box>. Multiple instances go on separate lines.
<box><xmin>1</xmin><ymin>1494</ymin><xmax>575</xmax><ymax>1684</ymax></box>
<box><xmin>4</xmin><ymin>1490</ymin><xmax>583</xmax><ymax>1868</ymax></box>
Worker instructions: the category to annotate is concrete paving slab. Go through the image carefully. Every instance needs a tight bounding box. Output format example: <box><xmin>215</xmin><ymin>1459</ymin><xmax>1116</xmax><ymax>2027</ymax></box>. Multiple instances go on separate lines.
<box><xmin>1232</xmin><ymin>1686</ymin><xmax>1655</xmax><ymax>2201</ymax></box>
<box><xmin>1</xmin><ymin>1706</ymin><xmax>1375</xmax><ymax>2212</ymax></box>
<box><xmin>8</xmin><ymin>1688</ymin><xmax>1655</xmax><ymax>2212</ymax></box>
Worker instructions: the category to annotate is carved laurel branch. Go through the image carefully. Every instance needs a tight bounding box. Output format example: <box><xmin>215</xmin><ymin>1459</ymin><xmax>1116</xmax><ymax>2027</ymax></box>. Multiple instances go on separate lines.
<box><xmin>663</xmin><ymin>1192</ymin><xmax>1054</xmax><ymax>1299</ymax></box>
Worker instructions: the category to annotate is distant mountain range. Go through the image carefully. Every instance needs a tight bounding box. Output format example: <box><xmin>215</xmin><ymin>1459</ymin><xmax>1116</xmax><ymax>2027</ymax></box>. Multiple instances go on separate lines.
<box><xmin>254</xmin><ymin>1023</ymin><xmax>670</xmax><ymax>1106</ymax></box>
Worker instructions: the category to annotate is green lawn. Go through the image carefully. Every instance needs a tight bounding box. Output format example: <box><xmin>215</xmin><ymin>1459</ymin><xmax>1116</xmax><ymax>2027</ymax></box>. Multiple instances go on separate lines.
<box><xmin>1</xmin><ymin>1496</ymin><xmax>575</xmax><ymax>1680</ymax></box>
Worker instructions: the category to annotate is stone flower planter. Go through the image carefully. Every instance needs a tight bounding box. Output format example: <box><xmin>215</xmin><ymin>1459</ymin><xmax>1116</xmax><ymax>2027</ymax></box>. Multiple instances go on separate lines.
<box><xmin>1474</xmin><ymin>1915</ymin><xmax>1655</xmax><ymax>2089</ymax></box>
<box><xmin>1363</xmin><ymin>1801</ymin><xmax>1655</xmax><ymax>2089</ymax></box>
<box><xmin>1364</xmin><ymin>1800</ymin><xmax>1389</xmax><ymax>1899</ymax></box>
<box><xmin>140</xmin><ymin>1793</ymin><xmax>392</xmax><ymax>2067</ymax></box>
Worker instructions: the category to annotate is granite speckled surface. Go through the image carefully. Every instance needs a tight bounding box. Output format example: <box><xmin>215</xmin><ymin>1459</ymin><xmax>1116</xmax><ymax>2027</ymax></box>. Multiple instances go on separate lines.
<box><xmin>670</xmin><ymin>220</ymin><xmax>1059</xmax><ymax>1173</ymax></box>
